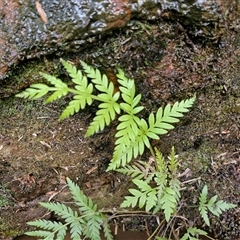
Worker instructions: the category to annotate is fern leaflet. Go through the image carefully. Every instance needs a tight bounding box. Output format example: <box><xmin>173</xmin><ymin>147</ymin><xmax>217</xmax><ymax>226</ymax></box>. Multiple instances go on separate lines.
<box><xmin>26</xmin><ymin>220</ymin><xmax>66</xmax><ymax>240</ymax></box>
<box><xmin>120</xmin><ymin>179</ymin><xmax>157</xmax><ymax>211</ymax></box>
<box><xmin>159</xmin><ymin>187</ymin><xmax>177</xmax><ymax>222</ymax></box>
<box><xmin>15</xmin><ymin>71</ymin><xmax>70</xmax><ymax>103</ymax></box>
<box><xmin>198</xmin><ymin>185</ymin><xmax>236</xmax><ymax>226</ymax></box>
<box><xmin>180</xmin><ymin>227</ymin><xmax>207</xmax><ymax>240</ymax></box>
<box><xmin>59</xmin><ymin>59</ymin><xmax>94</xmax><ymax>120</ymax></box>
<box><xmin>115</xmin><ymin>160</ymin><xmax>155</xmax><ymax>183</ymax></box>
<box><xmin>80</xmin><ymin>61</ymin><xmax>121</xmax><ymax>136</ymax></box>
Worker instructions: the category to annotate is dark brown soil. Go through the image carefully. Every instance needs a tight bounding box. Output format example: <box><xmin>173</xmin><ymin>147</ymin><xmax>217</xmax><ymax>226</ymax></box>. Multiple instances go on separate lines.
<box><xmin>1</xmin><ymin>12</ymin><xmax>240</xmax><ymax>240</ymax></box>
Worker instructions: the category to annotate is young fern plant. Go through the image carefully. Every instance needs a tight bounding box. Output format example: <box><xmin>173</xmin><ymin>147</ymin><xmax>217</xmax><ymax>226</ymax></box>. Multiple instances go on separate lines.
<box><xmin>25</xmin><ymin>177</ymin><xmax>113</xmax><ymax>240</ymax></box>
<box><xmin>119</xmin><ymin>147</ymin><xmax>181</xmax><ymax>222</ymax></box>
<box><xmin>198</xmin><ymin>185</ymin><xmax>236</xmax><ymax>227</ymax></box>
<box><xmin>16</xmin><ymin>59</ymin><xmax>196</xmax><ymax>170</ymax></box>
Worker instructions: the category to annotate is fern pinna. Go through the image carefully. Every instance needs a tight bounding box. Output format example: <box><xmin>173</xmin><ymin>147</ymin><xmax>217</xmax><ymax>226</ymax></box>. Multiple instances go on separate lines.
<box><xmin>16</xmin><ymin>59</ymin><xmax>195</xmax><ymax>170</ymax></box>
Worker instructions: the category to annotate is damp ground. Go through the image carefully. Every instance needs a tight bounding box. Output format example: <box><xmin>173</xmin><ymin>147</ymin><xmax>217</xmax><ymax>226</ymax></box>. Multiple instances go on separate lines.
<box><xmin>0</xmin><ymin>16</ymin><xmax>240</xmax><ymax>240</ymax></box>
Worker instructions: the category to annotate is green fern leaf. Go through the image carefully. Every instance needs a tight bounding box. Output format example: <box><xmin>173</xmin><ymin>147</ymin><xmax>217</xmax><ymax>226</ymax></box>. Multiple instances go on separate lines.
<box><xmin>25</xmin><ymin>230</ymin><xmax>56</xmax><ymax>239</ymax></box>
<box><xmin>27</xmin><ymin>219</ymin><xmax>63</xmax><ymax>231</ymax></box>
<box><xmin>26</xmin><ymin>219</ymin><xmax>67</xmax><ymax>239</ymax></box>
<box><xmin>15</xmin><ymin>83</ymin><xmax>51</xmax><ymax>100</ymax></box>
<box><xmin>66</xmin><ymin>177</ymin><xmax>104</xmax><ymax>240</ymax></box>
<box><xmin>169</xmin><ymin>178</ymin><xmax>181</xmax><ymax>201</ymax></box>
<box><xmin>133</xmin><ymin>179</ymin><xmax>152</xmax><ymax>192</ymax></box>
<box><xmin>115</xmin><ymin>160</ymin><xmax>154</xmax><ymax>182</ymax></box>
<box><xmin>120</xmin><ymin>192</ymin><xmax>140</xmax><ymax>209</ymax></box>
<box><xmin>39</xmin><ymin>72</ymin><xmax>69</xmax><ymax>103</ymax></box>
<box><xmin>110</xmin><ymin>68</ymin><xmax>144</xmax><ymax>167</ymax></box>
<box><xmin>59</xmin><ymin>92</ymin><xmax>93</xmax><ymax>120</ymax></box>
<box><xmin>159</xmin><ymin>187</ymin><xmax>177</xmax><ymax>222</ymax></box>
<box><xmin>108</xmin><ymin>128</ymin><xmax>146</xmax><ymax>170</ymax></box>
<box><xmin>86</xmin><ymin>97</ymin><xmax>120</xmax><ymax>136</ymax></box>
<box><xmin>198</xmin><ymin>185</ymin><xmax>210</xmax><ymax>226</ymax></box>
<box><xmin>146</xmin><ymin>190</ymin><xmax>158</xmax><ymax>212</ymax></box>
<box><xmin>121</xmin><ymin>179</ymin><xmax>157</xmax><ymax>211</ymax></box>
<box><xmin>102</xmin><ymin>220</ymin><xmax>114</xmax><ymax>240</ymax></box>
<box><xmin>115</xmin><ymin>164</ymin><xmax>145</xmax><ymax>179</ymax></box>
<box><xmin>146</xmin><ymin>96</ymin><xmax>196</xmax><ymax>139</ymax></box>
<box><xmin>56</xmin><ymin>226</ymin><xmax>67</xmax><ymax>240</ymax></box>
<box><xmin>84</xmin><ymin>214</ymin><xmax>103</xmax><ymax>240</ymax></box>
<box><xmin>80</xmin><ymin>61</ymin><xmax>121</xmax><ymax>136</ymax></box>
<box><xmin>180</xmin><ymin>227</ymin><xmax>207</xmax><ymax>240</ymax></box>
<box><xmin>168</xmin><ymin>146</ymin><xmax>178</xmax><ymax>174</ymax></box>
<box><xmin>121</xmin><ymin>188</ymin><xmax>148</xmax><ymax>209</ymax></box>
<box><xmin>57</xmin><ymin>60</ymin><xmax>94</xmax><ymax>120</ymax></box>
<box><xmin>69</xmin><ymin>220</ymin><xmax>84</xmax><ymax>240</ymax></box>
<box><xmin>211</xmin><ymin>200</ymin><xmax>236</xmax><ymax>216</ymax></box>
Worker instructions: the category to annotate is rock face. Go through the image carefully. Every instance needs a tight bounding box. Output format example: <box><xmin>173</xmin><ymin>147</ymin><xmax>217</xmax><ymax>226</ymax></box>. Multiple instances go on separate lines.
<box><xmin>0</xmin><ymin>0</ymin><xmax>233</xmax><ymax>80</ymax></box>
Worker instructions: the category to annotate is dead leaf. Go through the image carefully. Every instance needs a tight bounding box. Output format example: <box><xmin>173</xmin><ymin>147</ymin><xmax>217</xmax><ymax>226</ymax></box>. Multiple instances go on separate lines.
<box><xmin>35</xmin><ymin>1</ymin><xmax>48</xmax><ymax>24</ymax></box>
<box><xmin>40</xmin><ymin>140</ymin><xmax>51</xmax><ymax>148</ymax></box>
<box><xmin>85</xmin><ymin>181</ymin><xmax>91</xmax><ymax>188</ymax></box>
<box><xmin>86</xmin><ymin>166</ymin><xmax>98</xmax><ymax>175</ymax></box>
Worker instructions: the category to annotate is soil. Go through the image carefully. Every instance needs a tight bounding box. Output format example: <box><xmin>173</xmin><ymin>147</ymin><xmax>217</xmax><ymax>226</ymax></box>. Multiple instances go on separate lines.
<box><xmin>0</xmin><ymin>8</ymin><xmax>240</xmax><ymax>240</ymax></box>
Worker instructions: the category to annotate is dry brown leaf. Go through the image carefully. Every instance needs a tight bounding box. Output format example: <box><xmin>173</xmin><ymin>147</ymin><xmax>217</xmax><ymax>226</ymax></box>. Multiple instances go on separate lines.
<box><xmin>40</xmin><ymin>140</ymin><xmax>51</xmax><ymax>148</ymax></box>
<box><xmin>35</xmin><ymin>1</ymin><xmax>48</xmax><ymax>24</ymax></box>
<box><xmin>86</xmin><ymin>166</ymin><xmax>98</xmax><ymax>175</ymax></box>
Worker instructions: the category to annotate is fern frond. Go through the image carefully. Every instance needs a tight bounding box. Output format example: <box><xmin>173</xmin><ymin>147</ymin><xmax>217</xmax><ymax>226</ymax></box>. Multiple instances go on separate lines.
<box><xmin>83</xmin><ymin>214</ymin><xmax>103</xmax><ymax>240</ymax></box>
<box><xmin>168</xmin><ymin>147</ymin><xmax>178</xmax><ymax>174</ymax></box>
<box><xmin>109</xmin><ymin>96</ymin><xmax>195</xmax><ymax>170</ymax></box>
<box><xmin>67</xmin><ymin>178</ymin><xmax>98</xmax><ymax>215</ymax></box>
<box><xmin>80</xmin><ymin>61</ymin><xmax>121</xmax><ymax>136</ymax></box>
<box><xmin>209</xmin><ymin>199</ymin><xmax>236</xmax><ymax>217</ymax></box>
<box><xmin>55</xmin><ymin>59</ymin><xmax>95</xmax><ymax>120</ymax></box>
<box><xmin>67</xmin><ymin>177</ymin><xmax>104</xmax><ymax>240</ymax></box>
<box><xmin>15</xmin><ymin>83</ymin><xmax>52</xmax><ymax>100</ymax></box>
<box><xmin>198</xmin><ymin>185</ymin><xmax>211</xmax><ymax>226</ymax></box>
<box><xmin>107</xmin><ymin>68</ymin><xmax>144</xmax><ymax>169</ymax></box>
<box><xmin>154</xmin><ymin>148</ymin><xmax>168</xmax><ymax>197</ymax></box>
<box><xmin>69</xmin><ymin>220</ymin><xmax>84</xmax><ymax>240</ymax></box>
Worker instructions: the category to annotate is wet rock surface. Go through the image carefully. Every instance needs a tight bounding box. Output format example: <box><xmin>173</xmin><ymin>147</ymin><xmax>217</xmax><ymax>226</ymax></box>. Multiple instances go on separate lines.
<box><xmin>0</xmin><ymin>0</ymin><xmax>233</xmax><ymax>81</ymax></box>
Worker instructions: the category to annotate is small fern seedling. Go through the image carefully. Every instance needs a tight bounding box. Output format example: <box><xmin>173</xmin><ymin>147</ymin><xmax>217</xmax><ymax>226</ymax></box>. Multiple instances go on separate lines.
<box><xmin>120</xmin><ymin>147</ymin><xmax>181</xmax><ymax>222</ymax></box>
<box><xmin>16</xmin><ymin>59</ymin><xmax>195</xmax><ymax>170</ymax></box>
<box><xmin>198</xmin><ymin>185</ymin><xmax>237</xmax><ymax>226</ymax></box>
<box><xmin>25</xmin><ymin>177</ymin><xmax>113</xmax><ymax>240</ymax></box>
